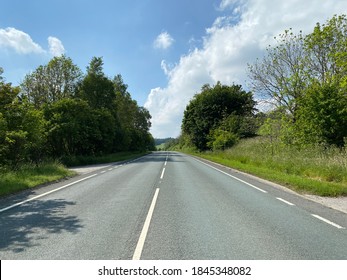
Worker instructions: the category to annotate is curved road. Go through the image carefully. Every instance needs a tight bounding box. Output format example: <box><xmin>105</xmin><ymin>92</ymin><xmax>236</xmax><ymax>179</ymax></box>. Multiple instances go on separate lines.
<box><xmin>0</xmin><ymin>152</ymin><xmax>346</xmax><ymax>259</ymax></box>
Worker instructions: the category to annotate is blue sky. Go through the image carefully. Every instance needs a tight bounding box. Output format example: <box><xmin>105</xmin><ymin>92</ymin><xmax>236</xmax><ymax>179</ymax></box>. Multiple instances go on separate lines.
<box><xmin>1</xmin><ymin>0</ymin><xmax>347</xmax><ymax>138</ymax></box>
<box><xmin>0</xmin><ymin>0</ymin><xmax>222</xmax><ymax>102</ymax></box>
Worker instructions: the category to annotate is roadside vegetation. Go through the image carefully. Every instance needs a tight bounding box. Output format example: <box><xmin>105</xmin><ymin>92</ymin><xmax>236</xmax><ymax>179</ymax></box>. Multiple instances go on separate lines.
<box><xmin>61</xmin><ymin>151</ymin><xmax>149</xmax><ymax>167</ymax></box>
<box><xmin>0</xmin><ymin>151</ymin><xmax>149</xmax><ymax>197</ymax></box>
<box><xmin>0</xmin><ymin>56</ymin><xmax>155</xmax><ymax>196</ymax></box>
<box><xmin>179</xmin><ymin>138</ymin><xmax>347</xmax><ymax>196</ymax></box>
<box><xmin>0</xmin><ymin>161</ymin><xmax>74</xmax><ymax>197</ymax></box>
<box><xmin>167</xmin><ymin>15</ymin><xmax>347</xmax><ymax>197</ymax></box>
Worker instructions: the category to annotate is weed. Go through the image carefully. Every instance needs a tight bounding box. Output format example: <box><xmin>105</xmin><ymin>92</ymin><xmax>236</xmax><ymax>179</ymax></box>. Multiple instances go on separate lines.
<box><xmin>186</xmin><ymin>137</ymin><xmax>347</xmax><ymax>197</ymax></box>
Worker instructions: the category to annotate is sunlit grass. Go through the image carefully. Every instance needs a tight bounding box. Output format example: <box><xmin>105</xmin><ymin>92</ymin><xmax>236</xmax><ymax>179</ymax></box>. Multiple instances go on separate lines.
<box><xmin>185</xmin><ymin>137</ymin><xmax>347</xmax><ymax>197</ymax></box>
<box><xmin>0</xmin><ymin>151</ymin><xmax>150</xmax><ymax>197</ymax></box>
<box><xmin>0</xmin><ymin>161</ymin><xmax>75</xmax><ymax>197</ymax></box>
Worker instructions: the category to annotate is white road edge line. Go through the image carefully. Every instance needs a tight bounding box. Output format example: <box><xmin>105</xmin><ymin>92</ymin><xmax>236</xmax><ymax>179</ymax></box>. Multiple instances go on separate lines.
<box><xmin>311</xmin><ymin>214</ymin><xmax>345</xmax><ymax>229</ymax></box>
<box><xmin>0</xmin><ymin>174</ymin><xmax>98</xmax><ymax>213</ymax></box>
<box><xmin>276</xmin><ymin>197</ymin><xmax>295</xmax><ymax>206</ymax></box>
<box><xmin>160</xmin><ymin>168</ymin><xmax>166</xmax><ymax>179</ymax></box>
<box><xmin>132</xmin><ymin>188</ymin><xmax>160</xmax><ymax>260</ymax></box>
<box><xmin>194</xmin><ymin>158</ymin><xmax>267</xmax><ymax>193</ymax></box>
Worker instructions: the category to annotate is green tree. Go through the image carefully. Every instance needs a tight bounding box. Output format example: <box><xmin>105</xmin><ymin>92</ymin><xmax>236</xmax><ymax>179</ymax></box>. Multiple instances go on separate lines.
<box><xmin>21</xmin><ymin>55</ymin><xmax>82</xmax><ymax>108</ymax></box>
<box><xmin>78</xmin><ymin>57</ymin><xmax>115</xmax><ymax>109</ymax></box>
<box><xmin>250</xmin><ymin>14</ymin><xmax>347</xmax><ymax>148</ymax></box>
<box><xmin>44</xmin><ymin>98</ymin><xmax>98</xmax><ymax>157</ymax></box>
<box><xmin>113</xmin><ymin>74</ymin><xmax>154</xmax><ymax>151</ymax></box>
<box><xmin>248</xmin><ymin>29</ymin><xmax>307</xmax><ymax>119</ymax></box>
<box><xmin>305</xmin><ymin>15</ymin><xmax>347</xmax><ymax>85</ymax></box>
<box><xmin>182</xmin><ymin>82</ymin><xmax>256</xmax><ymax>150</ymax></box>
<box><xmin>0</xmin><ymin>69</ymin><xmax>45</xmax><ymax>167</ymax></box>
<box><xmin>0</xmin><ymin>112</ymin><xmax>8</xmax><ymax>165</ymax></box>
<box><xmin>296</xmin><ymin>83</ymin><xmax>347</xmax><ymax>147</ymax></box>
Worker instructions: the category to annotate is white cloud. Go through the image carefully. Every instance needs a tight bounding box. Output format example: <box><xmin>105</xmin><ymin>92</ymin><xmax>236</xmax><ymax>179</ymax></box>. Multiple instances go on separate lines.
<box><xmin>153</xmin><ymin>31</ymin><xmax>174</xmax><ymax>50</ymax></box>
<box><xmin>0</xmin><ymin>27</ymin><xmax>65</xmax><ymax>57</ymax></box>
<box><xmin>146</xmin><ymin>0</ymin><xmax>347</xmax><ymax>138</ymax></box>
<box><xmin>48</xmin><ymin>36</ymin><xmax>65</xmax><ymax>56</ymax></box>
<box><xmin>0</xmin><ymin>27</ymin><xmax>44</xmax><ymax>54</ymax></box>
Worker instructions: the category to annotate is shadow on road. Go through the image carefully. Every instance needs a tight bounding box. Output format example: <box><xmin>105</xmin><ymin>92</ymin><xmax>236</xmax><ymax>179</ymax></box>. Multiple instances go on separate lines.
<box><xmin>0</xmin><ymin>198</ymin><xmax>83</xmax><ymax>254</ymax></box>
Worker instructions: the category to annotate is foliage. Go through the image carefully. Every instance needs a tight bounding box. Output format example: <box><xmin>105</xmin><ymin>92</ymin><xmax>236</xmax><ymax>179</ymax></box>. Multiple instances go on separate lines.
<box><xmin>0</xmin><ymin>161</ymin><xmax>74</xmax><ymax>197</ymax></box>
<box><xmin>173</xmin><ymin>15</ymin><xmax>347</xmax><ymax>196</ymax></box>
<box><xmin>1</xmin><ymin>70</ymin><xmax>45</xmax><ymax>167</ymax></box>
<box><xmin>304</xmin><ymin>14</ymin><xmax>347</xmax><ymax>85</ymax></box>
<box><xmin>295</xmin><ymin>82</ymin><xmax>347</xmax><ymax>147</ymax></box>
<box><xmin>21</xmin><ymin>55</ymin><xmax>82</xmax><ymax>108</ymax></box>
<box><xmin>208</xmin><ymin>128</ymin><xmax>238</xmax><ymax>151</ymax></box>
<box><xmin>190</xmin><ymin>137</ymin><xmax>347</xmax><ymax>196</ymax></box>
<box><xmin>44</xmin><ymin>98</ymin><xmax>100</xmax><ymax>157</ymax></box>
<box><xmin>78</xmin><ymin>57</ymin><xmax>115</xmax><ymax>109</ymax></box>
<box><xmin>248</xmin><ymin>29</ymin><xmax>307</xmax><ymax>118</ymax></box>
<box><xmin>182</xmin><ymin>82</ymin><xmax>256</xmax><ymax>150</ymax></box>
<box><xmin>250</xmin><ymin>14</ymin><xmax>347</xmax><ymax>148</ymax></box>
<box><xmin>0</xmin><ymin>56</ymin><xmax>154</xmax><ymax>172</ymax></box>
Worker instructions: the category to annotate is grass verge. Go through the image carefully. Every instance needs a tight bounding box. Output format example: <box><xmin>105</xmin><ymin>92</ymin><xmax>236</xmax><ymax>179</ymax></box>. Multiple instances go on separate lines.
<box><xmin>0</xmin><ymin>151</ymin><xmax>150</xmax><ymax>197</ymax></box>
<box><xmin>0</xmin><ymin>161</ymin><xmax>75</xmax><ymax>197</ymax></box>
<box><xmin>180</xmin><ymin>137</ymin><xmax>347</xmax><ymax>197</ymax></box>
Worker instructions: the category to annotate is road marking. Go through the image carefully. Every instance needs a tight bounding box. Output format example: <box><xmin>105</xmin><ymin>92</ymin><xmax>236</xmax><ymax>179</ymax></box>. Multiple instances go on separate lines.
<box><xmin>133</xmin><ymin>188</ymin><xmax>160</xmax><ymax>260</ymax></box>
<box><xmin>0</xmin><ymin>174</ymin><xmax>98</xmax><ymax>213</ymax></box>
<box><xmin>311</xmin><ymin>214</ymin><xmax>345</xmax><ymax>229</ymax></box>
<box><xmin>160</xmin><ymin>168</ymin><xmax>166</xmax><ymax>179</ymax></box>
<box><xmin>100</xmin><ymin>171</ymin><xmax>106</xmax><ymax>174</ymax></box>
<box><xmin>164</xmin><ymin>153</ymin><xmax>169</xmax><ymax>166</ymax></box>
<box><xmin>108</xmin><ymin>168</ymin><xmax>113</xmax><ymax>171</ymax></box>
<box><xmin>195</xmin><ymin>158</ymin><xmax>267</xmax><ymax>193</ymax></box>
<box><xmin>276</xmin><ymin>197</ymin><xmax>295</xmax><ymax>206</ymax></box>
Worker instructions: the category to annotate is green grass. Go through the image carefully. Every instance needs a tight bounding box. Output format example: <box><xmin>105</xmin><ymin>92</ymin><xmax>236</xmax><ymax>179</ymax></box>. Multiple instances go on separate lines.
<box><xmin>0</xmin><ymin>161</ymin><xmax>75</xmax><ymax>197</ymax></box>
<box><xmin>182</xmin><ymin>137</ymin><xmax>347</xmax><ymax>197</ymax></box>
<box><xmin>0</xmin><ymin>151</ymin><xmax>150</xmax><ymax>197</ymax></box>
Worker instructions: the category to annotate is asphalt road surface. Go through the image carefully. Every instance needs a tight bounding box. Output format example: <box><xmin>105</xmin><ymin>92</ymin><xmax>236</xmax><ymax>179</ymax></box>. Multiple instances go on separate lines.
<box><xmin>0</xmin><ymin>152</ymin><xmax>346</xmax><ymax>259</ymax></box>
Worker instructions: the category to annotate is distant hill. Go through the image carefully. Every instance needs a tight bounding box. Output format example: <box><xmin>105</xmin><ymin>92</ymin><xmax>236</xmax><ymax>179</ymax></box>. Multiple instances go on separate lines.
<box><xmin>154</xmin><ymin>138</ymin><xmax>175</xmax><ymax>146</ymax></box>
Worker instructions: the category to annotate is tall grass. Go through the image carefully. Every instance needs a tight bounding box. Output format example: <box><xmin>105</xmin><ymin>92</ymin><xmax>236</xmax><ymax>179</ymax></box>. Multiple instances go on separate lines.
<box><xmin>192</xmin><ymin>137</ymin><xmax>347</xmax><ymax>196</ymax></box>
<box><xmin>0</xmin><ymin>151</ymin><xmax>149</xmax><ymax>197</ymax></box>
<box><xmin>0</xmin><ymin>161</ymin><xmax>75</xmax><ymax>197</ymax></box>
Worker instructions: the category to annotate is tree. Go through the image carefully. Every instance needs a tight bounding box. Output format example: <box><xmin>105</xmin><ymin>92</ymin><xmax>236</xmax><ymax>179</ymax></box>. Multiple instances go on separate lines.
<box><xmin>78</xmin><ymin>57</ymin><xmax>115</xmax><ymax>109</ymax></box>
<box><xmin>305</xmin><ymin>15</ymin><xmax>347</xmax><ymax>86</ymax></box>
<box><xmin>296</xmin><ymin>82</ymin><xmax>347</xmax><ymax>147</ymax></box>
<box><xmin>0</xmin><ymin>112</ymin><xmax>8</xmax><ymax>165</ymax></box>
<box><xmin>1</xmin><ymin>99</ymin><xmax>46</xmax><ymax>167</ymax></box>
<box><xmin>249</xmin><ymin>14</ymin><xmax>347</xmax><ymax>148</ymax></box>
<box><xmin>0</xmin><ymin>69</ymin><xmax>44</xmax><ymax>167</ymax></box>
<box><xmin>248</xmin><ymin>29</ymin><xmax>307</xmax><ymax>119</ymax></box>
<box><xmin>182</xmin><ymin>82</ymin><xmax>256</xmax><ymax>150</ymax></box>
<box><xmin>44</xmin><ymin>98</ymin><xmax>99</xmax><ymax>157</ymax></box>
<box><xmin>0</xmin><ymin>67</ymin><xmax>20</xmax><ymax>110</ymax></box>
<box><xmin>113</xmin><ymin>74</ymin><xmax>154</xmax><ymax>151</ymax></box>
<box><xmin>21</xmin><ymin>55</ymin><xmax>82</xmax><ymax>108</ymax></box>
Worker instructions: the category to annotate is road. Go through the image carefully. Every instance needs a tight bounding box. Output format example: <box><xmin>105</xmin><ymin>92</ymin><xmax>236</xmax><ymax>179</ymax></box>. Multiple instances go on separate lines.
<box><xmin>0</xmin><ymin>152</ymin><xmax>346</xmax><ymax>259</ymax></box>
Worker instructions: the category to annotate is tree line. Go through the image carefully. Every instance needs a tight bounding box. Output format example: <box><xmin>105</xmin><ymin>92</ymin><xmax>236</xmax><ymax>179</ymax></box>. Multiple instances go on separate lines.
<box><xmin>177</xmin><ymin>14</ymin><xmax>347</xmax><ymax>151</ymax></box>
<box><xmin>0</xmin><ymin>56</ymin><xmax>155</xmax><ymax>168</ymax></box>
